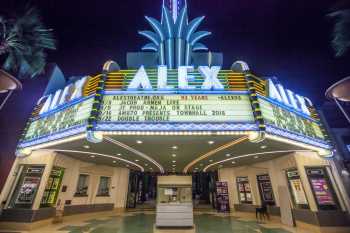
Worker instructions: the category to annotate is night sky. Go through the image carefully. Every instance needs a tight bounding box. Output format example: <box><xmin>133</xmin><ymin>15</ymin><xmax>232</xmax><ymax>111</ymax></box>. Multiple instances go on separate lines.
<box><xmin>0</xmin><ymin>0</ymin><xmax>350</xmax><ymax>187</ymax></box>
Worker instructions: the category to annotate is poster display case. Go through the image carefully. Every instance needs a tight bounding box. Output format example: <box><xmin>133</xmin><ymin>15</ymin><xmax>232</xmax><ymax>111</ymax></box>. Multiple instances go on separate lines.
<box><xmin>257</xmin><ymin>174</ymin><xmax>275</xmax><ymax>205</ymax></box>
<box><xmin>286</xmin><ymin>169</ymin><xmax>309</xmax><ymax>209</ymax></box>
<box><xmin>236</xmin><ymin>177</ymin><xmax>253</xmax><ymax>204</ymax></box>
<box><xmin>306</xmin><ymin>167</ymin><xmax>339</xmax><ymax>210</ymax></box>
<box><xmin>41</xmin><ymin>167</ymin><xmax>64</xmax><ymax>207</ymax></box>
<box><xmin>216</xmin><ymin>181</ymin><xmax>230</xmax><ymax>212</ymax></box>
<box><xmin>8</xmin><ymin>165</ymin><xmax>45</xmax><ymax>209</ymax></box>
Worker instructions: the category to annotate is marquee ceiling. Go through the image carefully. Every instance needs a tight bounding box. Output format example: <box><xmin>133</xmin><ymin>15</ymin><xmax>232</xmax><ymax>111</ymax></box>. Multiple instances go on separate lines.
<box><xmin>45</xmin><ymin>134</ymin><xmax>308</xmax><ymax>173</ymax></box>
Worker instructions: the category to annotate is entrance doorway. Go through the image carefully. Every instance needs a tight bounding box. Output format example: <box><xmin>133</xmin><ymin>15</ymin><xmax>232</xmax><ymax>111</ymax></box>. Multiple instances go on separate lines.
<box><xmin>192</xmin><ymin>171</ymin><xmax>218</xmax><ymax>209</ymax></box>
<box><xmin>127</xmin><ymin>172</ymin><xmax>157</xmax><ymax>209</ymax></box>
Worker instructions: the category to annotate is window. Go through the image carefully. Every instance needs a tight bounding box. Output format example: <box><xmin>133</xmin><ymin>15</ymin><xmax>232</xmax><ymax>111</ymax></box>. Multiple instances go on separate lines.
<box><xmin>75</xmin><ymin>174</ymin><xmax>89</xmax><ymax>196</ymax></box>
<box><xmin>97</xmin><ymin>177</ymin><xmax>111</xmax><ymax>196</ymax></box>
<box><xmin>236</xmin><ymin>177</ymin><xmax>252</xmax><ymax>204</ymax></box>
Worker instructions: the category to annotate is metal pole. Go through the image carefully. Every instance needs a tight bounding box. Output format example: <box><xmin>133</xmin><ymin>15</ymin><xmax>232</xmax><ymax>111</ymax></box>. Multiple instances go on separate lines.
<box><xmin>334</xmin><ymin>98</ymin><xmax>350</xmax><ymax>125</ymax></box>
<box><xmin>0</xmin><ymin>90</ymin><xmax>13</xmax><ymax>111</ymax></box>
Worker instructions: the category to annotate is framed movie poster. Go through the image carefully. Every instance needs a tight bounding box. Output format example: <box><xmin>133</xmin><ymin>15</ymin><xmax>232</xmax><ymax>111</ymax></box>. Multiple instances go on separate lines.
<box><xmin>216</xmin><ymin>181</ymin><xmax>230</xmax><ymax>212</ymax></box>
<box><xmin>236</xmin><ymin>177</ymin><xmax>252</xmax><ymax>204</ymax></box>
<box><xmin>15</xmin><ymin>177</ymin><xmax>41</xmax><ymax>204</ymax></box>
<box><xmin>306</xmin><ymin>167</ymin><xmax>338</xmax><ymax>210</ymax></box>
<box><xmin>286</xmin><ymin>169</ymin><xmax>309</xmax><ymax>209</ymax></box>
<box><xmin>257</xmin><ymin>174</ymin><xmax>275</xmax><ymax>205</ymax></box>
<box><xmin>7</xmin><ymin>165</ymin><xmax>45</xmax><ymax>209</ymax></box>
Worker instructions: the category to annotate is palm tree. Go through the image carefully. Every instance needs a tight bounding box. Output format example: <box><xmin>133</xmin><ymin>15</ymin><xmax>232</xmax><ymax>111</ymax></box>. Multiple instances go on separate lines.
<box><xmin>139</xmin><ymin>3</ymin><xmax>211</xmax><ymax>68</ymax></box>
<box><xmin>0</xmin><ymin>7</ymin><xmax>56</xmax><ymax>78</ymax></box>
<box><xmin>328</xmin><ymin>3</ymin><xmax>350</xmax><ymax>57</ymax></box>
<box><xmin>0</xmin><ymin>7</ymin><xmax>56</xmax><ymax>111</ymax></box>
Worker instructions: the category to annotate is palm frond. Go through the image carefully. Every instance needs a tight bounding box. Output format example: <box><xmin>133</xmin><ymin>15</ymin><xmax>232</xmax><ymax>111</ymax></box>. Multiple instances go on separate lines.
<box><xmin>0</xmin><ymin>6</ymin><xmax>56</xmax><ymax>78</ymax></box>
<box><xmin>328</xmin><ymin>9</ymin><xmax>350</xmax><ymax>57</ymax></box>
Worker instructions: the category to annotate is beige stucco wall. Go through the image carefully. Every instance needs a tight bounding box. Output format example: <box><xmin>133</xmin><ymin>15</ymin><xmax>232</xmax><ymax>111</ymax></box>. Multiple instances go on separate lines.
<box><xmin>0</xmin><ymin>150</ymin><xmax>130</xmax><ymax>211</ymax></box>
<box><xmin>218</xmin><ymin>151</ymin><xmax>343</xmax><ymax>212</ymax></box>
<box><xmin>54</xmin><ymin>152</ymin><xmax>130</xmax><ymax>209</ymax></box>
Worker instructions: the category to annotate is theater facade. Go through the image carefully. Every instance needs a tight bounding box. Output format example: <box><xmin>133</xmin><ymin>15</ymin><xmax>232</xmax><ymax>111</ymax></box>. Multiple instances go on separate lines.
<box><xmin>0</xmin><ymin>1</ymin><xmax>349</xmax><ymax>232</ymax></box>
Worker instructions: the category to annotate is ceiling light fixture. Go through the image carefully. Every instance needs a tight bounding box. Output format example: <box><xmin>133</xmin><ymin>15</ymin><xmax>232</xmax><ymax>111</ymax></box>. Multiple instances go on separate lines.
<box><xmin>117</xmin><ymin>153</ymin><xmax>122</xmax><ymax>156</ymax></box>
<box><xmin>260</xmin><ymin>145</ymin><xmax>267</xmax><ymax>149</ymax></box>
<box><xmin>172</xmin><ymin>146</ymin><xmax>178</xmax><ymax>149</ymax></box>
<box><xmin>208</xmin><ymin>141</ymin><xmax>215</xmax><ymax>145</ymax></box>
<box><xmin>136</xmin><ymin>140</ymin><xmax>143</xmax><ymax>144</ymax></box>
<box><xmin>172</xmin><ymin>154</ymin><xmax>176</xmax><ymax>157</ymax></box>
<box><xmin>135</xmin><ymin>159</ymin><xmax>139</xmax><ymax>162</ymax></box>
<box><xmin>83</xmin><ymin>145</ymin><xmax>90</xmax><ymax>149</ymax></box>
<box><xmin>113</xmin><ymin>161</ymin><xmax>117</xmax><ymax>163</ymax></box>
<box><xmin>226</xmin><ymin>153</ymin><xmax>231</xmax><ymax>157</ymax></box>
<box><xmin>90</xmin><ymin>155</ymin><xmax>95</xmax><ymax>158</ymax></box>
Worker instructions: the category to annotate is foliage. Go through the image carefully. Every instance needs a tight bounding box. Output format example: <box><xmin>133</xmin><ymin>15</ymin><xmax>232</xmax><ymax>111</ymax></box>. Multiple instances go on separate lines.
<box><xmin>328</xmin><ymin>9</ymin><xmax>350</xmax><ymax>57</ymax></box>
<box><xmin>0</xmin><ymin>7</ymin><xmax>56</xmax><ymax>78</ymax></box>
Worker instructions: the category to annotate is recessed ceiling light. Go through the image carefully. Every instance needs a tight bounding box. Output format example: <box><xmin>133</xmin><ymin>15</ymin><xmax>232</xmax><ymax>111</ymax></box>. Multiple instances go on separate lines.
<box><xmin>231</xmin><ymin>161</ymin><xmax>236</xmax><ymax>164</ymax></box>
<box><xmin>150</xmin><ymin>167</ymin><xmax>153</xmax><ymax>170</ymax></box>
<box><xmin>172</xmin><ymin>154</ymin><xmax>176</xmax><ymax>157</ymax></box>
<box><xmin>208</xmin><ymin>141</ymin><xmax>215</xmax><ymax>145</ymax></box>
<box><xmin>172</xmin><ymin>160</ymin><xmax>176</xmax><ymax>163</ymax></box>
<box><xmin>113</xmin><ymin>161</ymin><xmax>117</xmax><ymax>163</ymax></box>
<box><xmin>209</xmin><ymin>159</ymin><xmax>213</xmax><ymax>162</ymax></box>
<box><xmin>83</xmin><ymin>145</ymin><xmax>90</xmax><ymax>149</ymax></box>
<box><xmin>135</xmin><ymin>159</ymin><xmax>139</xmax><ymax>162</ymax></box>
<box><xmin>172</xmin><ymin>164</ymin><xmax>176</xmax><ymax>167</ymax></box>
<box><xmin>226</xmin><ymin>153</ymin><xmax>231</xmax><ymax>157</ymax></box>
<box><xmin>260</xmin><ymin>145</ymin><xmax>267</xmax><ymax>149</ymax></box>
<box><xmin>90</xmin><ymin>155</ymin><xmax>95</xmax><ymax>158</ymax></box>
<box><xmin>254</xmin><ymin>155</ymin><xmax>259</xmax><ymax>159</ymax></box>
<box><xmin>194</xmin><ymin>167</ymin><xmax>198</xmax><ymax>170</ymax></box>
<box><xmin>117</xmin><ymin>153</ymin><xmax>122</xmax><ymax>156</ymax></box>
<box><xmin>136</xmin><ymin>140</ymin><xmax>143</xmax><ymax>144</ymax></box>
<box><xmin>172</xmin><ymin>146</ymin><xmax>178</xmax><ymax>149</ymax></box>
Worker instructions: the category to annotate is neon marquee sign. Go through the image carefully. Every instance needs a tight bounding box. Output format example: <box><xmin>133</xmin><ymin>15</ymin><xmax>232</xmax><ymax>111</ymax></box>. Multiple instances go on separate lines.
<box><xmin>36</xmin><ymin>65</ymin><xmax>313</xmax><ymax>118</ymax></box>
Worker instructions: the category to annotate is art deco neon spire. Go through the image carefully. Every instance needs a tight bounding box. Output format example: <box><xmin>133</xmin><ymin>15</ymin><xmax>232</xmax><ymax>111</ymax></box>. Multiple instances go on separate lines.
<box><xmin>163</xmin><ymin>0</ymin><xmax>187</xmax><ymax>22</ymax></box>
<box><xmin>139</xmin><ymin>0</ymin><xmax>211</xmax><ymax>69</ymax></box>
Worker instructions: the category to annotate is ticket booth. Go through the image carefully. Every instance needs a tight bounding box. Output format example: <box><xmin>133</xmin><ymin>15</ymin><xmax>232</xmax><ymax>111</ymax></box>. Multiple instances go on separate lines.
<box><xmin>155</xmin><ymin>176</ymin><xmax>193</xmax><ymax>229</ymax></box>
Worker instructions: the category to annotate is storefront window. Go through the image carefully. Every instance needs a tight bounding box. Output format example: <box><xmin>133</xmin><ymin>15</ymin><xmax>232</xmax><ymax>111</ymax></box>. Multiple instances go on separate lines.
<box><xmin>40</xmin><ymin>167</ymin><xmax>64</xmax><ymax>207</ymax></box>
<box><xmin>286</xmin><ymin>169</ymin><xmax>309</xmax><ymax>209</ymax></box>
<box><xmin>97</xmin><ymin>176</ymin><xmax>111</xmax><ymax>196</ymax></box>
<box><xmin>257</xmin><ymin>174</ymin><xmax>275</xmax><ymax>205</ymax></box>
<box><xmin>236</xmin><ymin>177</ymin><xmax>253</xmax><ymax>204</ymax></box>
<box><xmin>306</xmin><ymin>167</ymin><xmax>339</xmax><ymax>210</ymax></box>
<box><xmin>158</xmin><ymin>186</ymin><xmax>192</xmax><ymax>204</ymax></box>
<box><xmin>75</xmin><ymin>174</ymin><xmax>89</xmax><ymax>196</ymax></box>
<box><xmin>8</xmin><ymin>165</ymin><xmax>45</xmax><ymax>209</ymax></box>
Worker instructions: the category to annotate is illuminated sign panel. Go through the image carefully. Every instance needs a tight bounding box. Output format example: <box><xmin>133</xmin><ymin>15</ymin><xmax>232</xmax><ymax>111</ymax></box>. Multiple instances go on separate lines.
<box><xmin>38</xmin><ymin>76</ymin><xmax>89</xmax><ymax>115</ymax></box>
<box><xmin>23</xmin><ymin>98</ymin><xmax>93</xmax><ymax>141</ymax></box>
<box><xmin>258</xmin><ymin>97</ymin><xmax>324</xmax><ymax>140</ymax></box>
<box><xmin>99</xmin><ymin>94</ymin><xmax>254</xmax><ymax>123</ymax></box>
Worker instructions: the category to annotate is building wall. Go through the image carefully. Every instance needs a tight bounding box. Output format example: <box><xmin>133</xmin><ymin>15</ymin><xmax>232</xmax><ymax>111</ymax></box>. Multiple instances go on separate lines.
<box><xmin>0</xmin><ymin>149</ymin><xmax>130</xmax><ymax>221</ymax></box>
<box><xmin>218</xmin><ymin>151</ymin><xmax>350</xmax><ymax>231</ymax></box>
<box><xmin>218</xmin><ymin>153</ymin><xmax>296</xmax><ymax>209</ymax></box>
<box><xmin>53</xmin><ymin>153</ymin><xmax>130</xmax><ymax>210</ymax></box>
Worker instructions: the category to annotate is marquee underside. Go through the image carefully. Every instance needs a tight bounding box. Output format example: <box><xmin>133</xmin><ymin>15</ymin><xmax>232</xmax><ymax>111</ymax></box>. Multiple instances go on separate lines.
<box><xmin>42</xmin><ymin>134</ymin><xmax>310</xmax><ymax>173</ymax></box>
